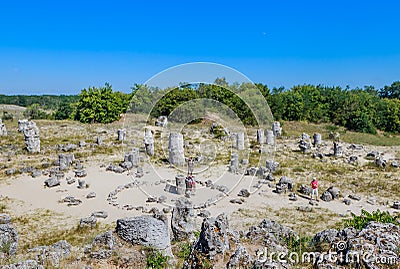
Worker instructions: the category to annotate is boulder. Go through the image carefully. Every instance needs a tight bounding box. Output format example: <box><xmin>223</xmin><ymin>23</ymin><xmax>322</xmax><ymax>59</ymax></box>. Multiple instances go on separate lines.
<box><xmin>313</xmin><ymin>133</ymin><xmax>322</xmax><ymax>146</ymax></box>
<box><xmin>116</xmin><ymin>216</ymin><xmax>171</xmax><ymax>254</ymax></box>
<box><xmin>155</xmin><ymin>116</ymin><xmax>168</xmax><ymax>127</ymax></box>
<box><xmin>299</xmin><ymin>184</ymin><xmax>312</xmax><ymax>195</ymax></box>
<box><xmin>85</xmin><ymin>231</ymin><xmax>115</xmax><ymax>259</ymax></box>
<box><xmin>0</xmin><ymin>119</ymin><xmax>7</xmax><ymax>136</ymax></box>
<box><xmin>321</xmin><ymin>191</ymin><xmax>333</xmax><ymax>202</ymax></box>
<box><xmin>91</xmin><ymin>211</ymin><xmax>108</xmax><ymax>219</ymax></box>
<box><xmin>272</xmin><ymin>121</ymin><xmax>282</xmax><ymax>137</ymax></box>
<box><xmin>117</xmin><ymin>129</ymin><xmax>126</xmax><ymax>141</ymax></box>
<box><xmin>265</xmin><ymin>160</ymin><xmax>279</xmax><ymax>173</ymax></box>
<box><xmin>74</xmin><ymin>169</ymin><xmax>87</xmax><ymax>177</ymax></box>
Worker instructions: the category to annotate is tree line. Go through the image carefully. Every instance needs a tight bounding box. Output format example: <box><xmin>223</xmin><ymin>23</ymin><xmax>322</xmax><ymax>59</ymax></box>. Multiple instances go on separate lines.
<box><xmin>1</xmin><ymin>80</ymin><xmax>400</xmax><ymax>134</ymax></box>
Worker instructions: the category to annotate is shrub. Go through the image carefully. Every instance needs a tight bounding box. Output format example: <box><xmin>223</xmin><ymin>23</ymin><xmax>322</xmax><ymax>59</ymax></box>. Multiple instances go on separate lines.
<box><xmin>344</xmin><ymin>209</ymin><xmax>399</xmax><ymax>230</ymax></box>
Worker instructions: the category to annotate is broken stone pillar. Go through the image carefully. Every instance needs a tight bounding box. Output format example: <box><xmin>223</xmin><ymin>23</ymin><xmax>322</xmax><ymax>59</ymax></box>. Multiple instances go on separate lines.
<box><xmin>272</xmin><ymin>122</ymin><xmax>282</xmax><ymax>137</ymax></box>
<box><xmin>313</xmin><ymin>133</ymin><xmax>322</xmax><ymax>147</ymax></box>
<box><xmin>256</xmin><ymin>129</ymin><xmax>265</xmax><ymax>144</ymax></box>
<box><xmin>0</xmin><ymin>119</ymin><xmax>7</xmax><ymax>136</ymax></box>
<box><xmin>59</xmin><ymin>154</ymin><xmax>75</xmax><ymax>170</ymax></box>
<box><xmin>18</xmin><ymin>119</ymin><xmax>29</xmax><ymax>132</ymax></box>
<box><xmin>333</xmin><ymin>142</ymin><xmax>342</xmax><ymax>157</ymax></box>
<box><xmin>229</xmin><ymin>153</ymin><xmax>239</xmax><ymax>173</ymax></box>
<box><xmin>23</xmin><ymin>121</ymin><xmax>40</xmax><ymax>153</ymax></box>
<box><xmin>175</xmin><ymin>174</ymin><xmax>186</xmax><ymax>195</ymax></box>
<box><xmin>171</xmin><ymin>198</ymin><xmax>195</xmax><ymax>241</ymax></box>
<box><xmin>236</xmin><ymin>132</ymin><xmax>245</xmax><ymax>150</ymax></box>
<box><xmin>168</xmin><ymin>133</ymin><xmax>185</xmax><ymax>166</ymax></box>
<box><xmin>144</xmin><ymin>129</ymin><xmax>154</xmax><ymax>156</ymax></box>
<box><xmin>117</xmin><ymin>129</ymin><xmax>126</xmax><ymax>141</ymax></box>
<box><xmin>266</xmin><ymin>130</ymin><xmax>274</xmax><ymax>145</ymax></box>
<box><xmin>299</xmin><ymin>133</ymin><xmax>311</xmax><ymax>153</ymax></box>
<box><xmin>124</xmin><ymin>148</ymin><xmax>140</xmax><ymax>167</ymax></box>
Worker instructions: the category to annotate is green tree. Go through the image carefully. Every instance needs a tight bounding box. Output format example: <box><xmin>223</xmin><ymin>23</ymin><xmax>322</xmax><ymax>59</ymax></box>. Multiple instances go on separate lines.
<box><xmin>379</xmin><ymin>81</ymin><xmax>400</xmax><ymax>99</ymax></box>
<box><xmin>73</xmin><ymin>83</ymin><xmax>130</xmax><ymax>124</ymax></box>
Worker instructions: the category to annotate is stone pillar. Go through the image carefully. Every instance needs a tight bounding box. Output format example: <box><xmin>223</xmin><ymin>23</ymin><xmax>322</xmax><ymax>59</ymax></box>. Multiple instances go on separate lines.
<box><xmin>236</xmin><ymin>132</ymin><xmax>245</xmax><ymax>150</ymax></box>
<box><xmin>0</xmin><ymin>119</ymin><xmax>7</xmax><ymax>136</ymax></box>
<box><xmin>266</xmin><ymin>130</ymin><xmax>274</xmax><ymax>145</ymax></box>
<box><xmin>256</xmin><ymin>129</ymin><xmax>265</xmax><ymax>144</ymax></box>
<box><xmin>144</xmin><ymin>129</ymin><xmax>154</xmax><ymax>156</ymax></box>
<box><xmin>272</xmin><ymin>122</ymin><xmax>282</xmax><ymax>137</ymax></box>
<box><xmin>23</xmin><ymin>121</ymin><xmax>40</xmax><ymax>153</ymax></box>
<box><xmin>175</xmin><ymin>174</ymin><xmax>186</xmax><ymax>195</ymax></box>
<box><xmin>229</xmin><ymin>153</ymin><xmax>239</xmax><ymax>173</ymax></box>
<box><xmin>313</xmin><ymin>133</ymin><xmax>322</xmax><ymax>147</ymax></box>
<box><xmin>168</xmin><ymin>133</ymin><xmax>185</xmax><ymax>166</ymax></box>
<box><xmin>334</xmin><ymin>142</ymin><xmax>342</xmax><ymax>157</ymax></box>
<box><xmin>117</xmin><ymin>129</ymin><xmax>126</xmax><ymax>141</ymax></box>
<box><xmin>266</xmin><ymin>160</ymin><xmax>279</xmax><ymax>173</ymax></box>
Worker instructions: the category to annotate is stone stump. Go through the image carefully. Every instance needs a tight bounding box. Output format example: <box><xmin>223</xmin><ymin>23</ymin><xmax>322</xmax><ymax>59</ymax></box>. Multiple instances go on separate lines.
<box><xmin>144</xmin><ymin>129</ymin><xmax>154</xmax><ymax>156</ymax></box>
<box><xmin>18</xmin><ymin>119</ymin><xmax>29</xmax><ymax>132</ymax></box>
<box><xmin>272</xmin><ymin>121</ymin><xmax>282</xmax><ymax>137</ymax></box>
<box><xmin>236</xmin><ymin>132</ymin><xmax>245</xmax><ymax>150</ymax></box>
<box><xmin>256</xmin><ymin>129</ymin><xmax>265</xmax><ymax>144</ymax></box>
<box><xmin>299</xmin><ymin>133</ymin><xmax>311</xmax><ymax>153</ymax></box>
<box><xmin>117</xmin><ymin>129</ymin><xmax>126</xmax><ymax>141</ymax></box>
<box><xmin>333</xmin><ymin>142</ymin><xmax>342</xmax><ymax>157</ymax></box>
<box><xmin>23</xmin><ymin>121</ymin><xmax>40</xmax><ymax>153</ymax></box>
<box><xmin>266</xmin><ymin>130</ymin><xmax>274</xmax><ymax>145</ymax></box>
<box><xmin>168</xmin><ymin>133</ymin><xmax>185</xmax><ymax>166</ymax></box>
<box><xmin>313</xmin><ymin>133</ymin><xmax>322</xmax><ymax>147</ymax></box>
<box><xmin>155</xmin><ymin>116</ymin><xmax>168</xmax><ymax>127</ymax></box>
<box><xmin>175</xmin><ymin>174</ymin><xmax>186</xmax><ymax>195</ymax></box>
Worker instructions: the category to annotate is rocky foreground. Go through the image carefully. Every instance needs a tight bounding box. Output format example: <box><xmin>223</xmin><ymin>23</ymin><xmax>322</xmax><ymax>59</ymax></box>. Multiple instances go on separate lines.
<box><xmin>1</xmin><ymin>198</ymin><xmax>399</xmax><ymax>269</ymax></box>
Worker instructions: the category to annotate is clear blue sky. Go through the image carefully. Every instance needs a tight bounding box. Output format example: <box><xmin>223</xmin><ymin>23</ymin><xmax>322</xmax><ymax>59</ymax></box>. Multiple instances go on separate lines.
<box><xmin>1</xmin><ymin>1</ymin><xmax>400</xmax><ymax>94</ymax></box>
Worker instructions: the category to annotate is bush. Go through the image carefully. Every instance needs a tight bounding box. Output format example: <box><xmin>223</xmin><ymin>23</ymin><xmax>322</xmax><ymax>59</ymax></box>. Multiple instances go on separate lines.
<box><xmin>23</xmin><ymin>103</ymin><xmax>51</xmax><ymax>119</ymax></box>
<box><xmin>344</xmin><ymin>209</ymin><xmax>399</xmax><ymax>230</ymax></box>
<box><xmin>146</xmin><ymin>249</ymin><xmax>170</xmax><ymax>269</ymax></box>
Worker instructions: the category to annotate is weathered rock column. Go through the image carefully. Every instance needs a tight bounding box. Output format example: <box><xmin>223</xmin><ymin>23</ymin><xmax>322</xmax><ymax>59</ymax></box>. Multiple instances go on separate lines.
<box><xmin>175</xmin><ymin>174</ymin><xmax>186</xmax><ymax>195</ymax></box>
<box><xmin>23</xmin><ymin>121</ymin><xmax>40</xmax><ymax>153</ymax></box>
<box><xmin>313</xmin><ymin>133</ymin><xmax>322</xmax><ymax>147</ymax></box>
<box><xmin>117</xmin><ymin>129</ymin><xmax>126</xmax><ymax>141</ymax></box>
<box><xmin>124</xmin><ymin>148</ymin><xmax>140</xmax><ymax>167</ymax></box>
<box><xmin>256</xmin><ymin>129</ymin><xmax>265</xmax><ymax>144</ymax></box>
<box><xmin>272</xmin><ymin>121</ymin><xmax>282</xmax><ymax>137</ymax></box>
<box><xmin>229</xmin><ymin>153</ymin><xmax>239</xmax><ymax>173</ymax></box>
<box><xmin>168</xmin><ymin>133</ymin><xmax>185</xmax><ymax>166</ymax></box>
<box><xmin>18</xmin><ymin>119</ymin><xmax>29</xmax><ymax>132</ymax></box>
<box><xmin>333</xmin><ymin>142</ymin><xmax>342</xmax><ymax>157</ymax></box>
<box><xmin>144</xmin><ymin>129</ymin><xmax>154</xmax><ymax>156</ymax></box>
<box><xmin>0</xmin><ymin>119</ymin><xmax>7</xmax><ymax>136</ymax></box>
<box><xmin>171</xmin><ymin>198</ymin><xmax>195</xmax><ymax>241</ymax></box>
<box><xmin>266</xmin><ymin>130</ymin><xmax>274</xmax><ymax>145</ymax></box>
<box><xmin>236</xmin><ymin>132</ymin><xmax>245</xmax><ymax>150</ymax></box>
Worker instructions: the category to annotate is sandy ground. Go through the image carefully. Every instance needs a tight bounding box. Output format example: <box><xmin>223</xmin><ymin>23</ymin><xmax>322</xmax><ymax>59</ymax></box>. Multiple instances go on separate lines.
<box><xmin>0</xmin><ymin>161</ymin><xmax>397</xmax><ymax>231</ymax></box>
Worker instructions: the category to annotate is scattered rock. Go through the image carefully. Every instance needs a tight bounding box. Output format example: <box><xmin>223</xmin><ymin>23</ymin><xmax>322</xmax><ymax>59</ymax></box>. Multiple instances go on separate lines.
<box><xmin>155</xmin><ymin>116</ymin><xmax>168</xmax><ymax>127</ymax></box>
<box><xmin>298</xmin><ymin>206</ymin><xmax>312</xmax><ymax>212</ymax></box>
<box><xmin>238</xmin><ymin>189</ymin><xmax>250</xmax><ymax>198</ymax></box>
<box><xmin>86</xmin><ymin>192</ymin><xmax>96</xmax><ymax>199</ymax></box>
<box><xmin>44</xmin><ymin>177</ymin><xmax>60</xmax><ymax>188</ymax></box>
<box><xmin>226</xmin><ymin>246</ymin><xmax>252</xmax><ymax>268</ymax></box>
<box><xmin>91</xmin><ymin>211</ymin><xmax>108</xmax><ymax>219</ymax></box>
<box><xmin>343</xmin><ymin>198</ymin><xmax>351</xmax><ymax>205</ymax></box>
<box><xmin>80</xmin><ymin>216</ymin><xmax>97</xmax><ymax>228</ymax></box>
<box><xmin>74</xmin><ymin>169</ymin><xmax>87</xmax><ymax>177</ymax></box>
<box><xmin>77</xmin><ymin>179</ymin><xmax>87</xmax><ymax>189</ymax></box>
<box><xmin>85</xmin><ymin>231</ymin><xmax>115</xmax><ymax>259</ymax></box>
<box><xmin>230</xmin><ymin>198</ymin><xmax>244</xmax><ymax>204</ymax></box>
<box><xmin>349</xmin><ymin>194</ymin><xmax>361</xmax><ymax>201</ymax></box>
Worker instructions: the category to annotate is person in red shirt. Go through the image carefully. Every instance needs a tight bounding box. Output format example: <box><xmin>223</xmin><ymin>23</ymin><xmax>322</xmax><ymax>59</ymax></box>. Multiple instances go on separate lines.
<box><xmin>311</xmin><ymin>177</ymin><xmax>319</xmax><ymax>202</ymax></box>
